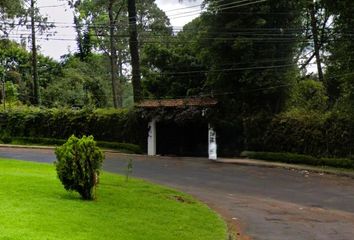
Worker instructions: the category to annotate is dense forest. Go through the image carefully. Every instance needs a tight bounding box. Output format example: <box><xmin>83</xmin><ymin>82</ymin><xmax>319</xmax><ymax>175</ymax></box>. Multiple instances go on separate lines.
<box><xmin>1</xmin><ymin>0</ymin><xmax>354</xmax><ymax>156</ymax></box>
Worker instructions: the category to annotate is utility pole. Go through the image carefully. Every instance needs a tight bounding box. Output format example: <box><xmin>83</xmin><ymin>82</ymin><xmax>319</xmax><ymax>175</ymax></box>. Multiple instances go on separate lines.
<box><xmin>31</xmin><ymin>0</ymin><xmax>40</xmax><ymax>105</ymax></box>
<box><xmin>128</xmin><ymin>0</ymin><xmax>142</xmax><ymax>103</ymax></box>
<box><xmin>309</xmin><ymin>0</ymin><xmax>324</xmax><ymax>82</ymax></box>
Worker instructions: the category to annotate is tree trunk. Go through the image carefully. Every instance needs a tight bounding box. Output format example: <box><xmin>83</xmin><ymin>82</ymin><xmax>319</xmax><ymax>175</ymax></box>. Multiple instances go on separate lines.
<box><xmin>128</xmin><ymin>0</ymin><xmax>142</xmax><ymax>103</ymax></box>
<box><xmin>31</xmin><ymin>0</ymin><xmax>40</xmax><ymax>105</ymax></box>
<box><xmin>117</xmin><ymin>48</ymin><xmax>123</xmax><ymax>105</ymax></box>
<box><xmin>108</xmin><ymin>0</ymin><xmax>122</xmax><ymax>108</ymax></box>
<box><xmin>74</xmin><ymin>15</ymin><xmax>84</xmax><ymax>61</ymax></box>
<box><xmin>309</xmin><ymin>2</ymin><xmax>324</xmax><ymax>82</ymax></box>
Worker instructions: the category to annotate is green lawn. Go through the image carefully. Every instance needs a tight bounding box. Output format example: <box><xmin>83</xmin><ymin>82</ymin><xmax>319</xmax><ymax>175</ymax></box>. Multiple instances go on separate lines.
<box><xmin>0</xmin><ymin>159</ymin><xmax>227</xmax><ymax>240</ymax></box>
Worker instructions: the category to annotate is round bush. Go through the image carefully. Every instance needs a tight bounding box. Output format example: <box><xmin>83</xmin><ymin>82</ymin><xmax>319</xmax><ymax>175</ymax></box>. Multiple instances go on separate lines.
<box><xmin>55</xmin><ymin>135</ymin><xmax>104</xmax><ymax>200</ymax></box>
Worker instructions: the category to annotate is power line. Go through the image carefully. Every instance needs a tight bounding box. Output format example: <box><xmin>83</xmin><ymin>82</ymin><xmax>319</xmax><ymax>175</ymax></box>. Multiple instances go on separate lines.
<box><xmin>167</xmin><ymin>0</ymin><xmax>250</xmax><ymax>17</ymax></box>
<box><xmin>6</xmin><ymin>36</ymin><xmax>77</xmax><ymax>42</ymax></box>
<box><xmin>38</xmin><ymin>4</ymin><xmax>67</xmax><ymax>9</ymax></box>
<box><xmin>3</xmin><ymin>21</ymin><xmax>343</xmax><ymax>37</ymax></box>
<box><xmin>212</xmin><ymin>0</ymin><xmax>252</xmax><ymax>9</ymax></box>
<box><xmin>214</xmin><ymin>0</ymin><xmax>267</xmax><ymax>12</ymax></box>
<box><xmin>3</xmin><ymin>34</ymin><xmax>303</xmax><ymax>44</ymax></box>
<box><xmin>155</xmin><ymin>0</ymin><xmax>229</xmax><ymax>13</ymax></box>
<box><xmin>9</xmin><ymin>0</ymin><xmax>305</xmax><ymax>30</ymax></box>
<box><xmin>7</xmin><ymin>32</ymin><xmax>347</xmax><ymax>45</ymax></box>
<box><xmin>168</xmin><ymin>0</ymin><xmax>268</xmax><ymax>19</ymax></box>
<box><xmin>164</xmin><ymin>4</ymin><xmax>202</xmax><ymax>13</ymax></box>
<box><xmin>0</xmin><ymin>10</ymin><xmax>307</xmax><ymax>29</ymax></box>
<box><xmin>147</xmin><ymin>64</ymin><xmax>295</xmax><ymax>76</ymax></box>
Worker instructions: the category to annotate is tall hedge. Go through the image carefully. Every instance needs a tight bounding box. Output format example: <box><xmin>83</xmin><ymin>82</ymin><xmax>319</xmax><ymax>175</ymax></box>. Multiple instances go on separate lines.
<box><xmin>2</xmin><ymin>107</ymin><xmax>354</xmax><ymax>158</ymax></box>
<box><xmin>248</xmin><ymin>110</ymin><xmax>354</xmax><ymax>158</ymax></box>
<box><xmin>0</xmin><ymin>108</ymin><xmax>147</xmax><ymax>149</ymax></box>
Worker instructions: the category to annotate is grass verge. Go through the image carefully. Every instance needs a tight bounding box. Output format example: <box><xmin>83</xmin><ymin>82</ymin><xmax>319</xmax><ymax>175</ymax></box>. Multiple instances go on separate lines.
<box><xmin>0</xmin><ymin>159</ymin><xmax>227</xmax><ymax>240</ymax></box>
<box><xmin>241</xmin><ymin>151</ymin><xmax>354</xmax><ymax>169</ymax></box>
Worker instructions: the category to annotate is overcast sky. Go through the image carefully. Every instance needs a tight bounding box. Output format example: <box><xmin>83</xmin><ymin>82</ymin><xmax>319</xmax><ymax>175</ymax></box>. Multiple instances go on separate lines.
<box><xmin>33</xmin><ymin>0</ymin><xmax>203</xmax><ymax>60</ymax></box>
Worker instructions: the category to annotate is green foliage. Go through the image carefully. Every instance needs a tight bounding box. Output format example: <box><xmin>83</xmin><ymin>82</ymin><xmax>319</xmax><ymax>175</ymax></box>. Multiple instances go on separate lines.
<box><xmin>68</xmin><ymin>0</ymin><xmax>171</xmax><ymax>105</ymax></box>
<box><xmin>0</xmin><ymin>40</ymin><xmax>116</xmax><ymax>108</ymax></box>
<box><xmin>0</xmin><ymin>131</ymin><xmax>12</xmax><ymax>144</ymax></box>
<box><xmin>247</xmin><ymin>109</ymin><xmax>354</xmax><ymax>158</ymax></box>
<box><xmin>74</xmin><ymin>0</ymin><xmax>171</xmax><ymax>53</ymax></box>
<box><xmin>201</xmin><ymin>0</ymin><xmax>304</xmax><ymax>114</ymax></box>
<box><xmin>0</xmin><ymin>0</ymin><xmax>23</xmax><ymax>17</ymax></box>
<box><xmin>142</xmin><ymin>18</ymin><xmax>207</xmax><ymax>99</ymax></box>
<box><xmin>0</xmin><ymin>39</ymin><xmax>61</xmax><ymax>105</ymax></box>
<box><xmin>0</xmin><ymin>107</ymin><xmax>147</xmax><ymax>150</ymax></box>
<box><xmin>55</xmin><ymin>135</ymin><xmax>104</xmax><ymax>200</ymax></box>
<box><xmin>241</xmin><ymin>151</ymin><xmax>354</xmax><ymax>169</ymax></box>
<box><xmin>5</xmin><ymin>81</ymin><xmax>19</xmax><ymax>105</ymax></box>
<box><xmin>242</xmin><ymin>111</ymin><xmax>273</xmax><ymax>151</ymax></box>
<box><xmin>42</xmin><ymin>55</ymin><xmax>111</xmax><ymax>108</ymax></box>
<box><xmin>288</xmin><ymin>79</ymin><xmax>329</xmax><ymax>111</ymax></box>
<box><xmin>324</xmin><ymin>0</ymin><xmax>354</xmax><ymax>106</ymax></box>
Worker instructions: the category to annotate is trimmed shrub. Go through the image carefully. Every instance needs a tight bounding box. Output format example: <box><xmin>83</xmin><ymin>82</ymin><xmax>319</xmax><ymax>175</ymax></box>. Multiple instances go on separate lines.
<box><xmin>55</xmin><ymin>135</ymin><xmax>105</xmax><ymax>200</ymax></box>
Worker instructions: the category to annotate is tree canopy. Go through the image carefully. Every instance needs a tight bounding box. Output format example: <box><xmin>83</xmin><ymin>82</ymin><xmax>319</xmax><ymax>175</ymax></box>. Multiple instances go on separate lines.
<box><xmin>0</xmin><ymin>0</ymin><xmax>353</xmax><ymax>119</ymax></box>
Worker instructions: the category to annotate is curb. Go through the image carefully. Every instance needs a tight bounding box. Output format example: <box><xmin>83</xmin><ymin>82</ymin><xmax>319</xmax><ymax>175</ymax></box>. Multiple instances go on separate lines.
<box><xmin>0</xmin><ymin>144</ymin><xmax>56</xmax><ymax>150</ymax></box>
<box><xmin>215</xmin><ymin>158</ymin><xmax>354</xmax><ymax>179</ymax></box>
<box><xmin>0</xmin><ymin>144</ymin><xmax>206</xmax><ymax>161</ymax></box>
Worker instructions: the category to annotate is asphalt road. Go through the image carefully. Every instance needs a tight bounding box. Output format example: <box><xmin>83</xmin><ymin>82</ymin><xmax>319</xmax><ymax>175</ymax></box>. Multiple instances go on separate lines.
<box><xmin>1</xmin><ymin>147</ymin><xmax>354</xmax><ymax>240</ymax></box>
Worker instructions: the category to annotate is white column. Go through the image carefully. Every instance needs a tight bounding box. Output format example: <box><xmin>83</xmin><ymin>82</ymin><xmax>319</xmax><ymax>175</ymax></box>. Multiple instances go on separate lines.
<box><xmin>148</xmin><ymin>118</ymin><xmax>157</xmax><ymax>156</ymax></box>
<box><xmin>208</xmin><ymin>124</ymin><xmax>217</xmax><ymax>160</ymax></box>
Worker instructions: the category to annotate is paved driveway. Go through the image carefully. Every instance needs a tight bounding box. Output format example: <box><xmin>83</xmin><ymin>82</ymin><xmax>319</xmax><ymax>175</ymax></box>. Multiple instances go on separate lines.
<box><xmin>1</xmin><ymin>147</ymin><xmax>354</xmax><ymax>240</ymax></box>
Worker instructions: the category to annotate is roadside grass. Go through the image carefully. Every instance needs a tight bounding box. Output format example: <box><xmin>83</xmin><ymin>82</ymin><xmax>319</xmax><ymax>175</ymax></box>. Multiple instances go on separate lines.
<box><xmin>0</xmin><ymin>159</ymin><xmax>227</xmax><ymax>240</ymax></box>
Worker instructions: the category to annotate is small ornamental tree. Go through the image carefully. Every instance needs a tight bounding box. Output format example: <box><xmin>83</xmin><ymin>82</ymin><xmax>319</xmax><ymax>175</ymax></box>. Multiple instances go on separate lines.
<box><xmin>55</xmin><ymin>135</ymin><xmax>104</xmax><ymax>200</ymax></box>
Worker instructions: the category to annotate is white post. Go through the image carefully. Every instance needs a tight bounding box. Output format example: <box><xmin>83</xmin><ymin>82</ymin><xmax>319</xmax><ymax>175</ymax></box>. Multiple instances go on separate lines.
<box><xmin>148</xmin><ymin>118</ymin><xmax>157</xmax><ymax>156</ymax></box>
<box><xmin>208</xmin><ymin>124</ymin><xmax>217</xmax><ymax>160</ymax></box>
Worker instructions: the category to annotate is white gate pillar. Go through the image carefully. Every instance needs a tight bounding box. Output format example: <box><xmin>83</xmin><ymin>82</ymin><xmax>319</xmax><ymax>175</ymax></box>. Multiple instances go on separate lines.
<box><xmin>148</xmin><ymin>118</ymin><xmax>157</xmax><ymax>156</ymax></box>
<box><xmin>208</xmin><ymin>124</ymin><xmax>217</xmax><ymax>160</ymax></box>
